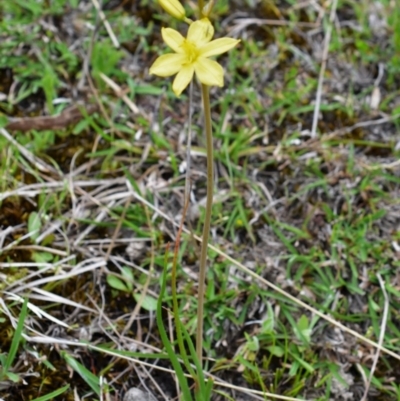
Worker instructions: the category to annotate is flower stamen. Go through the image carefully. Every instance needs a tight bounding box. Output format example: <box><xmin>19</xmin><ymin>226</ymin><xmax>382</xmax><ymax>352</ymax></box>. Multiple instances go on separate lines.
<box><xmin>182</xmin><ymin>41</ymin><xmax>199</xmax><ymax>64</ymax></box>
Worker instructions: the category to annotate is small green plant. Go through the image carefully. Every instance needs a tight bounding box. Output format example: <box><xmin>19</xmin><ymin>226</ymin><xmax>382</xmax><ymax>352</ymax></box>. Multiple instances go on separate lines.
<box><xmin>106</xmin><ymin>267</ymin><xmax>158</xmax><ymax>311</ymax></box>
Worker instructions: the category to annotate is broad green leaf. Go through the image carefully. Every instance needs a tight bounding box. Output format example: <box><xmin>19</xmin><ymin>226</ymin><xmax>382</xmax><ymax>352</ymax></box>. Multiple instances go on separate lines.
<box><xmin>261</xmin><ymin>303</ymin><xmax>274</xmax><ymax>334</ymax></box>
<box><xmin>28</xmin><ymin>212</ymin><xmax>41</xmax><ymax>242</ymax></box>
<box><xmin>133</xmin><ymin>293</ymin><xmax>158</xmax><ymax>311</ymax></box>
<box><xmin>121</xmin><ymin>267</ymin><xmax>134</xmax><ymax>291</ymax></box>
<box><xmin>106</xmin><ymin>275</ymin><xmax>129</xmax><ymax>292</ymax></box>
<box><xmin>6</xmin><ymin>371</ymin><xmax>20</xmax><ymax>382</ymax></box>
<box><xmin>266</xmin><ymin>345</ymin><xmax>284</xmax><ymax>357</ymax></box>
<box><xmin>297</xmin><ymin>315</ymin><xmax>311</xmax><ymax>343</ymax></box>
<box><xmin>297</xmin><ymin>315</ymin><xmax>309</xmax><ymax>332</ymax></box>
<box><xmin>32</xmin><ymin>252</ymin><xmax>53</xmax><ymax>264</ymax></box>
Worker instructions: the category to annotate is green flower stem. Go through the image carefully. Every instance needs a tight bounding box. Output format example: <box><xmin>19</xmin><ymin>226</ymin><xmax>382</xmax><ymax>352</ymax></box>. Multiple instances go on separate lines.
<box><xmin>196</xmin><ymin>83</ymin><xmax>213</xmax><ymax>365</ymax></box>
<box><xmin>198</xmin><ymin>0</ymin><xmax>204</xmax><ymax>17</ymax></box>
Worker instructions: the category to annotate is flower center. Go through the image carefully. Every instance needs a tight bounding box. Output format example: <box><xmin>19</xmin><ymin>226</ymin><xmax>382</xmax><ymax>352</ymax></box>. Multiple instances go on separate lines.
<box><xmin>182</xmin><ymin>40</ymin><xmax>199</xmax><ymax>64</ymax></box>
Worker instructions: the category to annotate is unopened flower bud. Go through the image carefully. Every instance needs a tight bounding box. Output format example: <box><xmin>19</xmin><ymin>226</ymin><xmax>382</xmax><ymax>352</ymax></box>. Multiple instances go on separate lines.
<box><xmin>202</xmin><ymin>0</ymin><xmax>214</xmax><ymax>17</ymax></box>
<box><xmin>158</xmin><ymin>0</ymin><xmax>186</xmax><ymax>20</ymax></box>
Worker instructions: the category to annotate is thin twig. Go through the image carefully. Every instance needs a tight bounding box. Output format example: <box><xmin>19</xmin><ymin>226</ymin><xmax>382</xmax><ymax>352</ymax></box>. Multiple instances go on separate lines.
<box><xmin>360</xmin><ymin>273</ymin><xmax>389</xmax><ymax>401</ymax></box>
<box><xmin>229</xmin><ymin>17</ymin><xmax>318</xmax><ymax>36</ymax></box>
<box><xmin>326</xmin><ymin>112</ymin><xmax>400</xmax><ymax>138</ymax></box>
<box><xmin>90</xmin><ymin>0</ymin><xmax>120</xmax><ymax>48</ymax></box>
<box><xmin>310</xmin><ymin>0</ymin><xmax>339</xmax><ymax>138</ymax></box>
<box><xmin>77</xmin><ymin>3</ymin><xmax>99</xmax><ymax>91</ymax></box>
<box><xmin>5</xmin><ymin>104</ymin><xmax>99</xmax><ymax>132</ymax></box>
<box><xmin>99</xmin><ymin>72</ymin><xmax>140</xmax><ymax>115</ymax></box>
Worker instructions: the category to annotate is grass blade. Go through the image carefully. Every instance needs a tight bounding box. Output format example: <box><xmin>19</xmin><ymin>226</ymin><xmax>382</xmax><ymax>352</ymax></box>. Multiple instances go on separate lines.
<box><xmin>4</xmin><ymin>298</ymin><xmax>28</xmax><ymax>372</ymax></box>
<box><xmin>31</xmin><ymin>384</ymin><xmax>70</xmax><ymax>401</ymax></box>
<box><xmin>156</xmin><ymin>250</ymin><xmax>193</xmax><ymax>401</ymax></box>
<box><xmin>61</xmin><ymin>351</ymin><xmax>101</xmax><ymax>395</ymax></box>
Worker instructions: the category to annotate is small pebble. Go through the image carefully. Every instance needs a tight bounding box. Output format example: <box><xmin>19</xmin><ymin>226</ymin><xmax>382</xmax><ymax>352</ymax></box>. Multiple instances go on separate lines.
<box><xmin>123</xmin><ymin>387</ymin><xmax>157</xmax><ymax>401</ymax></box>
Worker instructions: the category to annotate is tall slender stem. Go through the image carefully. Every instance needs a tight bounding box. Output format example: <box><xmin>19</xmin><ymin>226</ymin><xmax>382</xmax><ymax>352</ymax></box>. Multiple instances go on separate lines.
<box><xmin>196</xmin><ymin>84</ymin><xmax>213</xmax><ymax>364</ymax></box>
<box><xmin>198</xmin><ymin>0</ymin><xmax>204</xmax><ymax>17</ymax></box>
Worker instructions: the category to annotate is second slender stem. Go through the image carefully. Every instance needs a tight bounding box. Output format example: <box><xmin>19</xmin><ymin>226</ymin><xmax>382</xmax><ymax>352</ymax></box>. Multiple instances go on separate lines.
<box><xmin>195</xmin><ymin>83</ymin><xmax>213</xmax><ymax>365</ymax></box>
<box><xmin>198</xmin><ymin>0</ymin><xmax>204</xmax><ymax>17</ymax></box>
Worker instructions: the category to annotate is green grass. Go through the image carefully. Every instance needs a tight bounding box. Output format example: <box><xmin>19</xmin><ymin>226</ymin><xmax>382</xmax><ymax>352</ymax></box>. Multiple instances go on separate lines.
<box><xmin>1</xmin><ymin>0</ymin><xmax>400</xmax><ymax>400</ymax></box>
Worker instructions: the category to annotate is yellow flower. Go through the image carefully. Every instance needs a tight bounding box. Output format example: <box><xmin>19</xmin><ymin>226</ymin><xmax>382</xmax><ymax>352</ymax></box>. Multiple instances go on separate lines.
<box><xmin>149</xmin><ymin>18</ymin><xmax>240</xmax><ymax>96</ymax></box>
<box><xmin>158</xmin><ymin>0</ymin><xmax>186</xmax><ymax>20</ymax></box>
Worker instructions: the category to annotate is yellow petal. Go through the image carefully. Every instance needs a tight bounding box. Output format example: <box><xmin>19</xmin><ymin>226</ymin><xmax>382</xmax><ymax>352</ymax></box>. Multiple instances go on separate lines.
<box><xmin>158</xmin><ymin>0</ymin><xmax>186</xmax><ymax>19</ymax></box>
<box><xmin>149</xmin><ymin>54</ymin><xmax>186</xmax><ymax>77</ymax></box>
<box><xmin>162</xmin><ymin>27</ymin><xmax>185</xmax><ymax>53</ymax></box>
<box><xmin>199</xmin><ymin>37</ymin><xmax>240</xmax><ymax>58</ymax></box>
<box><xmin>172</xmin><ymin>64</ymin><xmax>194</xmax><ymax>96</ymax></box>
<box><xmin>194</xmin><ymin>58</ymin><xmax>224</xmax><ymax>87</ymax></box>
<box><xmin>187</xmin><ymin>18</ymin><xmax>214</xmax><ymax>47</ymax></box>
